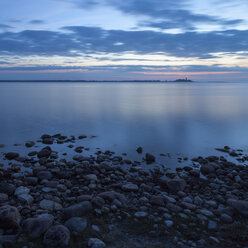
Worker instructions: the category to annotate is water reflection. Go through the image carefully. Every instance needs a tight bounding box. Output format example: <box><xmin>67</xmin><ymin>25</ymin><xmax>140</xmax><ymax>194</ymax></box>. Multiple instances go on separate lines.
<box><xmin>0</xmin><ymin>82</ymin><xmax>248</xmax><ymax>167</ymax></box>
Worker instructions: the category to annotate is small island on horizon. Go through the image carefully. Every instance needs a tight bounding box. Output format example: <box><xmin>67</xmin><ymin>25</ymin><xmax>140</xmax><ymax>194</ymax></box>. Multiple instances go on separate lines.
<box><xmin>0</xmin><ymin>78</ymin><xmax>193</xmax><ymax>83</ymax></box>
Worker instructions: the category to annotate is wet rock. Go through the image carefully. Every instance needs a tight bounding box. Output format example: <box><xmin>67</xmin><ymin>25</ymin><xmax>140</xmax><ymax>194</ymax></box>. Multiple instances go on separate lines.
<box><xmin>165</xmin><ymin>220</ymin><xmax>174</xmax><ymax>227</ymax></box>
<box><xmin>40</xmin><ymin>200</ymin><xmax>63</xmax><ymax>211</ymax></box>
<box><xmin>23</xmin><ymin>215</ymin><xmax>54</xmax><ymax>239</ymax></box>
<box><xmin>24</xmin><ymin>177</ymin><xmax>38</xmax><ymax>186</ymax></box>
<box><xmin>88</xmin><ymin>238</ymin><xmax>106</xmax><ymax>248</ymax></box>
<box><xmin>167</xmin><ymin>179</ymin><xmax>186</xmax><ymax>192</ymax></box>
<box><xmin>25</xmin><ymin>141</ymin><xmax>35</xmax><ymax>148</ymax></box>
<box><xmin>37</xmin><ymin>146</ymin><xmax>52</xmax><ymax>158</ymax></box>
<box><xmin>65</xmin><ymin>217</ymin><xmax>87</xmax><ymax>235</ymax></box>
<box><xmin>145</xmin><ymin>153</ymin><xmax>155</xmax><ymax>164</ymax></box>
<box><xmin>136</xmin><ymin>147</ymin><xmax>143</xmax><ymax>154</ymax></box>
<box><xmin>91</xmin><ymin>197</ymin><xmax>105</xmax><ymax>208</ymax></box>
<box><xmin>200</xmin><ymin>164</ymin><xmax>215</xmax><ymax>175</ymax></box>
<box><xmin>63</xmin><ymin>201</ymin><xmax>92</xmax><ymax>219</ymax></box>
<box><xmin>78</xmin><ymin>135</ymin><xmax>87</xmax><ymax>139</ymax></box>
<box><xmin>77</xmin><ymin>195</ymin><xmax>93</xmax><ymax>203</ymax></box>
<box><xmin>220</xmin><ymin>213</ymin><xmax>233</xmax><ymax>223</ymax></box>
<box><xmin>208</xmin><ymin>220</ymin><xmax>217</xmax><ymax>230</ymax></box>
<box><xmin>43</xmin><ymin>225</ymin><xmax>70</xmax><ymax>248</ymax></box>
<box><xmin>0</xmin><ymin>205</ymin><xmax>21</xmax><ymax>232</ymax></box>
<box><xmin>5</xmin><ymin>152</ymin><xmax>19</xmax><ymax>160</ymax></box>
<box><xmin>42</xmin><ymin>138</ymin><xmax>53</xmax><ymax>145</ymax></box>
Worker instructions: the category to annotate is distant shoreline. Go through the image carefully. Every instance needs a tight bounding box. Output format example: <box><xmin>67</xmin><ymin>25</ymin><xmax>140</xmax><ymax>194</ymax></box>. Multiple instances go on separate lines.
<box><xmin>0</xmin><ymin>79</ymin><xmax>193</xmax><ymax>83</ymax></box>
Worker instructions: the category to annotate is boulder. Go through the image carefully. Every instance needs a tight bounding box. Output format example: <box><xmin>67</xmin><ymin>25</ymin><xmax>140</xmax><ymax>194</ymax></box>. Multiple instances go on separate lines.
<box><xmin>0</xmin><ymin>205</ymin><xmax>21</xmax><ymax>232</ymax></box>
<box><xmin>23</xmin><ymin>215</ymin><xmax>54</xmax><ymax>239</ymax></box>
<box><xmin>145</xmin><ymin>153</ymin><xmax>155</xmax><ymax>164</ymax></box>
<box><xmin>5</xmin><ymin>152</ymin><xmax>19</xmax><ymax>160</ymax></box>
<box><xmin>63</xmin><ymin>201</ymin><xmax>92</xmax><ymax>219</ymax></box>
<box><xmin>227</xmin><ymin>199</ymin><xmax>248</xmax><ymax>216</ymax></box>
<box><xmin>65</xmin><ymin>217</ymin><xmax>87</xmax><ymax>235</ymax></box>
<box><xmin>43</xmin><ymin>225</ymin><xmax>70</xmax><ymax>248</ymax></box>
<box><xmin>200</xmin><ymin>164</ymin><xmax>215</xmax><ymax>175</ymax></box>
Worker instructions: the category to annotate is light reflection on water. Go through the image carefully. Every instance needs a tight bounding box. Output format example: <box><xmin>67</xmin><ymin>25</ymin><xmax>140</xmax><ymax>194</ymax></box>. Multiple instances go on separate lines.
<box><xmin>0</xmin><ymin>81</ymin><xmax>248</xmax><ymax>168</ymax></box>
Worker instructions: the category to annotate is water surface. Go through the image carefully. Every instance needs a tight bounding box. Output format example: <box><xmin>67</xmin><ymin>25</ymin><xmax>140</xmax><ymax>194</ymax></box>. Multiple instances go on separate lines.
<box><xmin>1</xmin><ymin>81</ymin><xmax>248</xmax><ymax>167</ymax></box>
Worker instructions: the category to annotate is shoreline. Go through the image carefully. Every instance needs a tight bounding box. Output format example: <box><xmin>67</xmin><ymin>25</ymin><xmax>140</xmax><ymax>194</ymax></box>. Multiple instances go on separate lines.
<box><xmin>0</xmin><ymin>134</ymin><xmax>248</xmax><ymax>248</ymax></box>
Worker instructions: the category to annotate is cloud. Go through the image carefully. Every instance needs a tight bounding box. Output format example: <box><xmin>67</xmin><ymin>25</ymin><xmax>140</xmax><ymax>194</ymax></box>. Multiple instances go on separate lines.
<box><xmin>0</xmin><ymin>24</ymin><xmax>13</xmax><ymax>30</ymax></box>
<box><xmin>29</xmin><ymin>20</ymin><xmax>45</xmax><ymax>24</ymax></box>
<box><xmin>0</xmin><ymin>26</ymin><xmax>247</xmax><ymax>59</ymax></box>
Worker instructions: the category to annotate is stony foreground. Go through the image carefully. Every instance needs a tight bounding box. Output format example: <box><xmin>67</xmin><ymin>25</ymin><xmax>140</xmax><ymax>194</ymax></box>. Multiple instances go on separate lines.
<box><xmin>0</xmin><ymin>134</ymin><xmax>248</xmax><ymax>248</ymax></box>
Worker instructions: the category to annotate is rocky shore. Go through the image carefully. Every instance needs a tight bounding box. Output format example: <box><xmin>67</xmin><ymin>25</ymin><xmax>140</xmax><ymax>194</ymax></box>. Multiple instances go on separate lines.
<box><xmin>0</xmin><ymin>134</ymin><xmax>248</xmax><ymax>248</ymax></box>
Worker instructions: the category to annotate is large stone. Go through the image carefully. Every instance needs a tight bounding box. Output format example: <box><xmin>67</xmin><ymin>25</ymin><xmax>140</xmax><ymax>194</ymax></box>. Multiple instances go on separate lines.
<box><xmin>37</xmin><ymin>171</ymin><xmax>53</xmax><ymax>180</ymax></box>
<box><xmin>23</xmin><ymin>215</ymin><xmax>54</xmax><ymax>239</ymax></box>
<box><xmin>200</xmin><ymin>164</ymin><xmax>215</xmax><ymax>175</ymax></box>
<box><xmin>63</xmin><ymin>201</ymin><xmax>92</xmax><ymax>219</ymax></box>
<box><xmin>0</xmin><ymin>182</ymin><xmax>15</xmax><ymax>196</ymax></box>
<box><xmin>43</xmin><ymin>225</ymin><xmax>70</xmax><ymax>248</ymax></box>
<box><xmin>37</xmin><ymin>147</ymin><xmax>52</xmax><ymax>158</ymax></box>
<box><xmin>0</xmin><ymin>193</ymin><xmax>8</xmax><ymax>202</ymax></box>
<box><xmin>0</xmin><ymin>205</ymin><xmax>21</xmax><ymax>232</ymax></box>
<box><xmin>88</xmin><ymin>238</ymin><xmax>106</xmax><ymax>248</ymax></box>
<box><xmin>14</xmin><ymin>186</ymin><xmax>30</xmax><ymax>196</ymax></box>
<box><xmin>65</xmin><ymin>217</ymin><xmax>87</xmax><ymax>235</ymax></box>
<box><xmin>150</xmin><ymin>195</ymin><xmax>165</xmax><ymax>206</ymax></box>
<box><xmin>227</xmin><ymin>199</ymin><xmax>248</xmax><ymax>216</ymax></box>
<box><xmin>5</xmin><ymin>152</ymin><xmax>19</xmax><ymax>160</ymax></box>
<box><xmin>40</xmin><ymin>200</ymin><xmax>63</xmax><ymax>211</ymax></box>
<box><xmin>18</xmin><ymin>194</ymin><xmax>33</xmax><ymax>204</ymax></box>
<box><xmin>145</xmin><ymin>153</ymin><xmax>155</xmax><ymax>164</ymax></box>
<box><xmin>25</xmin><ymin>141</ymin><xmax>35</xmax><ymax>148</ymax></box>
<box><xmin>167</xmin><ymin>179</ymin><xmax>186</xmax><ymax>192</ymax></box>
<box><xmin>122</xmin><ymin>183</ymin><xmax>138</xmax><ymax>192</ymax></box>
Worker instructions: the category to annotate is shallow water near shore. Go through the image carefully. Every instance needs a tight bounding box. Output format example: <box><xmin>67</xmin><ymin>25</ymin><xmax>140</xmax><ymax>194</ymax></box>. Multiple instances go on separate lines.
<box><xmin>1</xmin><ymin>81</ymin><xmax>248</xmax><ymax>168</ymax></box>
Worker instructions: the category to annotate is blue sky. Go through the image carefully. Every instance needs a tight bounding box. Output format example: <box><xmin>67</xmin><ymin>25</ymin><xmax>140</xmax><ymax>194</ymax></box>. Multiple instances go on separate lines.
<box><xmin>0</xmin><ymin>0</ymin><xmax>248</xmax><ymax>80</ymax></box>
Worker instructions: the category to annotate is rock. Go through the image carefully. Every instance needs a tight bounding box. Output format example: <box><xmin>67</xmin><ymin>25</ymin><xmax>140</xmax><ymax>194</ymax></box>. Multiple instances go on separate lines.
<box><xmin>227</xmin><ymin>199</ymin><xmax>248</xmax><ymax>216</ymax></box>
<box><xmin>91</xmin><ymin>197</ymin><xmax>105</xmax><ymax>208</ymax></box>
<box><xmin>24</xmin><ymin>177</ymin><xmax>38</xmax><ymax>186</ymax></box>
<box><xmin>0</xmin><ymin>182</ymin><xmax>15</xmax><ymax>196</ymax></box>
<box><xmin>23</xmin><ymin>216</ymin><xmax>54</xmax><ymax>239</ymax></box>
<box><xmin>136</xmin><ymin>147</ymin><xmax>143</xmax><ymax>154</ymax></box>
<box><xmin>78</xmin><ymin>135</ymin><xmax>87</xmax><ymax>139</ymax></box>
<box><xmin>37</xmin><ymin>171</ymin><xmax>53</xmax><ymax>180</ymax></box>
<box><xmin>25</xmin><ymin>141</ymin><xmax>35</xmax><ymax>148</ymax></box>
<box><xmin>42</xmin><ymin>138</ymin><xmax>53</xmax><ymax>145</ymax></box>
<box><xmin>14</xmin><ymin>186</ymin><xmax>30</xmax><ymax>196</ymax></box>
<box><xmin>150</xmin><ymin>195</ymin><xmax>165</xmax><ymax>206</ymax></box>
<box><xmin>17</xmin><ymin>194</ymin><xmax>33</xmax><ymax>204</ymax></box>
<box><xmin>180</xmin><ymin>202</ymin><xmax>197</xmax><ymax>210</ymax></box>
<box><xmin>5</xmin><ymin>152</ymin><xmax>19</xmax><ymax>160</ymax></box>
<box><xmin>134</xmin><ymin>211</ymin><xmax>147</xmax><ymax>218</ymax></box>
<box><xmin>167</xmin><ymin>179</ymin><xmax>186</xmax><ymax>192</ymax></box>
<box><xmin>37</xmin><ymin>147</ymin><xmax>51</xmax><ymax>158</ymax></box>
<box><xmin>199</xmin><ymin>209</ymin><xmax>214</xmax><ymax>218</ymax></box>
<box><xmin>40</xmin><ymin>200</ymin><xmax>63</xmax><ymax>211</ymax></box>
<box><xmin>88</xmin><ymin>238</ymin><xmax>106</xmax><ymax>248</ymax></box>
<box><xmin>0</xmin><ymin>193</ymin><xmax>8</xmax><ymax>202</ymax></box>
<box><xmin>166</xmin><ymin>203</ymin><xmax>182</xmax><ymax>213</ymax></box>
<box><xmin>165</xmin><ymin>220</ymin><xmax>174</xmax><ymax>228</ymax></box>
<box><xmin>43</xmin><ymin>225</ymin><xmax>70</xmax><ymax>248</ymax></box>
<box><xmin>65</xmin><ymin>217</ymin><xmax>87</xmax><ymax>235</ymax></box>
<box><xmin>98</xmin><ymin>191</ymin><xmax>127</xmax><ymax>206</ymax></box>
<box><xmin>208</xmin><ymin>220</ymin><xmax>217</xmax><ymax>230</ymax></box>
<box><xmin>145</xmin><ymin>153</ymin><xmax>155</xmax><ymax>164</ymax></box>
<box><xmin>200</xmin><ymin>164</ymin><xmax>215</xmax><ymax>175</ymax></box>
<box><xmin>63</xmin><ymin>201</ymin><xmax>92</xmax><ymax>219</ymax></box>
<box><xmin>0</xmin><ymin>205</ymin><xmax>21</xmax><ymax>232</ymax></box>
<box><xmin>85</xmin><ymin>174</ymin><xmax>97</xmax><ymax>181</ymax></box>
<box><xmin>122</xmin><ymin>183</ymin><xmax>138</xmax><ymax>192</ymax></box>
<box><xmin>220</xmin><ymin>213</ymin><xmax>233</xmax><ymax>223</ymax></box>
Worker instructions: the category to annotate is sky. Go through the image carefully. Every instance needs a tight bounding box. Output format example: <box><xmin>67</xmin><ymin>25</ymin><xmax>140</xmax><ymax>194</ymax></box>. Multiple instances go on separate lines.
<box><xmin>0</xmin><ymin>0</ymin><xmax>248</xmax><ymax>81</ymax></box>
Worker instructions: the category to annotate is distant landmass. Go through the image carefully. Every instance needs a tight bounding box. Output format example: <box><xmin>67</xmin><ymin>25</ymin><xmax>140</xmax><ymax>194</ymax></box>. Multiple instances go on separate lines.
<box><xmin>0</xmin><ymin>78</ymin><xmax>193</xmax><ymax>83</ymax></box>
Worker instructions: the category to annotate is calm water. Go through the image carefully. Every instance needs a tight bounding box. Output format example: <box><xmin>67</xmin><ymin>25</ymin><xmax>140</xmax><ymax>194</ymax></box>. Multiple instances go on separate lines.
<box><xmin>1</xmin><ymin>81</ymin><xmax>248</xmax><ymax>168</ymax></box>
